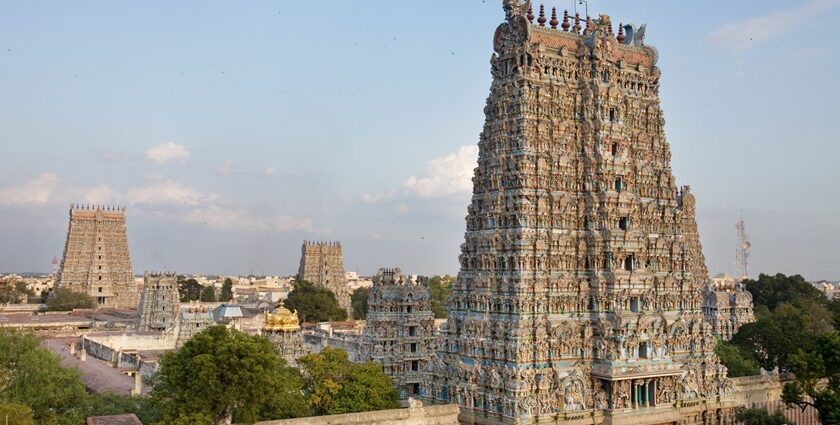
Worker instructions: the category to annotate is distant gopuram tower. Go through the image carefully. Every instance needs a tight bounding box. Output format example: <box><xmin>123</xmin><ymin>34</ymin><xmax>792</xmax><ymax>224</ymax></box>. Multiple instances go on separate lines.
<box><xmin>298</xmin><ymin>241</ymin><xmax>352</xmax><ymax>318</ymax></box>
<box><xmin>422</xmin><ymin>3</ymin><xmax>736</xmax><ymax>424</ymax></box>
<box><xmin>361</xmin><ymin>268</ymin><xmax>437</xmax><ymax>399</ymax></box>
<box><xmin>138</xmin><ymin>271</ymin><xmax>180</xmax><ymax>331</ymax></box>
<box><xmin>56</xmin><ymin>204</ymin><xmax>140</xmax><ymax>309</ymax></box>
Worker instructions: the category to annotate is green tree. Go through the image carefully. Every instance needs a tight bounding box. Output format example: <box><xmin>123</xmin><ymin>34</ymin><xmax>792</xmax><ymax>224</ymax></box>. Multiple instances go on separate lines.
<box><xmin>734</xmin><ymin>407</ymin><xmax>792</xmax><ymax>425</ymax></box>
<box><xmin>427</xmin><ymin>275</ymin><xmax>453</xmax><ymax>318</ymax></box>
<box><xmin>715</xmin><ymin>339</ymin><xmax>760</xmax><ymax>377</ymax></box>
<box><xmin>284</xmin><ymin>279</ymin><xmax>348</xmax><ymax>323</ymax></box>
<box><xmin>0</xmin><ymin>330</ymin><xmax>89</xmax><ymax>424</ymax></box>
<box><xmin>178</xmin><ymin>278</ymin><xmax>203</xmax><ymax>302</ymax></box>
<box><xmin>200</xmin><ymin>285</ymin><xmax>217</xmax><ymax>302</ymax></box>
<box><xmin>746</xmin><ymin>273</ymin><xmax>826</xmax><ymax>312</ymax></box>
<box><xmin>783</xmin><ymin>332</ymin><xmax>840</xmax><ymax>424</ymax></box>
<box><xmin>720</xmin><ymin>273</ymin><xmax>835</xmax><ymax>375</ymax></box>
<box><xmin>84</xmin><ymin>393</ymin><xmax>163</xmax><ymax>425</ymax></box>
<box><xmin>45</xmin><ymin>288</ymin><xmax>95</xmax><ymax>311</ymax></box>
<box><xmin>220</xmin><ymin>278</ymin><xmax>233</xmax><ymax>302</ymax></box>
<box><xmin>0</xmin><ymin>402</ymin><xmax>36</xmax><ymax>425</ymax></box>
<box><xmin>298</xmin><ymin>347</ymin><xmax>398</xmax><ymax>416</ymax></box>
<box><xmin>152</xmin><ymin>325</ymin><xmax>307</xmax><ymax>425</ymax></box>
<box><xmin>351</xmin><ymin>287</ymin><xmax>369</xmax><ymax>320</ymax></box>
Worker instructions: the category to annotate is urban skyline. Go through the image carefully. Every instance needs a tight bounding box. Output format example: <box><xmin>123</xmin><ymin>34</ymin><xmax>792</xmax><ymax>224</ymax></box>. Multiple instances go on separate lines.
<box><xmin>1</xmin><ymin>0</ymin><xmax>838</xmax><ymax>279</ymax></box>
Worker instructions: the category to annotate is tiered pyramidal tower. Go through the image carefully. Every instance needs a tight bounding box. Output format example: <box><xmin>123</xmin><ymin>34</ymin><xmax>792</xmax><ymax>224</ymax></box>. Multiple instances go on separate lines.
<box><xmin>361</xmin><ymin>268</ymin><xmax>437</xmax><ymax>399</ymax></box>
<box><xmin>56</xmin><ymin>205</ymin><xmax>140</xmax><ymax>309</ymax></box>
<box><xmin>423</xmin><ymin>2</ymin><xmax>735</xmax><ymax>424</ymax></box>
<box><xmin>298</xmin><ymin>241</ymin><xmax>353</xmax><ymax>318</ymax></box>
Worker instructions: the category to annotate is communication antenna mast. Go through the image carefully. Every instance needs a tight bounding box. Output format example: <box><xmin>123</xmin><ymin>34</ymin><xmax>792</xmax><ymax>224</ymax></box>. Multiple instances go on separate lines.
<box><xmin>735</xmin><ymin>213</ymin><xmax>751</xmax><ymax>281</ymax></box>
<box><xmin>51</xmin><ymin>256</ymin><xmax>59</xmax><ymax>275</ymax></box>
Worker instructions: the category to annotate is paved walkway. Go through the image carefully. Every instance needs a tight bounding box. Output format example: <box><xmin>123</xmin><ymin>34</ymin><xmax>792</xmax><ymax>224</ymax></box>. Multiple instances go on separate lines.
<box><xmin>43</xmin><ymin>338</ymin><xmax>145</xmax><ymax>395</ymax></box>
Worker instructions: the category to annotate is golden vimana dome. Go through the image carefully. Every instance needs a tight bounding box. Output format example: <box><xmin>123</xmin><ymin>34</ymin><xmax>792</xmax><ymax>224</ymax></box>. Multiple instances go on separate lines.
<box><xmin>263</xmin><ymin>302</ymin><xmax>301</xmax><ymax>332</ymax></box>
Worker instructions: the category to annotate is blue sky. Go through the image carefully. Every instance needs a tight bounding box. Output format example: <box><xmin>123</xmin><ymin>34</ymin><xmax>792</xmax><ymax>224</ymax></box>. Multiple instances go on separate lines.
<box><xmin>0</xmin><ymin>1</ymin><xmax>838</xmax><ymax>279</ymax></box>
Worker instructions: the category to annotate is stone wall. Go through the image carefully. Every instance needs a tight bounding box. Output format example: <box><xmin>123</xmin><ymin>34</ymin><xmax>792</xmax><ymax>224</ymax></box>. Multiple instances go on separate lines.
<box><xmin>731</xmin><ymin>374</ymin><xmax>820</xmax><ymax>425</ymax></box>
<box><xmin>255</xmin><ymin>404</ymin><xmax>459</xmax><ymax>425</ymax></box>
<box><xmin>82</xmin><ymin>332</ymin><xmax>175</xmax><ymax>364</ymax></box>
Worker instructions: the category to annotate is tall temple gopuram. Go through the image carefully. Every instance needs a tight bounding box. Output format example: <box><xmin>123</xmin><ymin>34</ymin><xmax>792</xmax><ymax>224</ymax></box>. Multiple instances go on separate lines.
<box><xmin>422</xmin><ymin>2</ymin><xmax>737</xmax><ymax>424</ymax></box>
<box><xmin>56</xmin><ymin>205</ymin><xmax>141</xmax><ymax>309</ymax></box>
<box><xmin>298</xmin><ymin>241</ymin><xmax>353</xmax><ymax>318</ymax></box>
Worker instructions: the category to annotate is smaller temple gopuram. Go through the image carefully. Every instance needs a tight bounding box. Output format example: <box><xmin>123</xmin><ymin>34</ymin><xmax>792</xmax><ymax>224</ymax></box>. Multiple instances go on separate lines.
<box><xmin>702</xmin><ymin>274</ymin><xmax>755</xmax><ymax>340</ymax></box>
<box><xmin>298</xmin><ymin>241</ymin><xmax>353</xmax><ymax>318</ymax></box>
<box><xmin>137</xmin><ymin>271</ymin><xmax>180</xmax><ymax>331</ymax></box>
<box><xmin>361</xmin><ymin>268</ymin><xmax>436</xmax><ymax>399</ymax></box>
<box><xmin>56</xmin><ymin>204</ymin><xmax>140</xmax><ymax>309</ymax></box>
<box><xmin>263</xmin><ymin>301</ymin><xmax>308</xmax><ymax>365</ymax></box>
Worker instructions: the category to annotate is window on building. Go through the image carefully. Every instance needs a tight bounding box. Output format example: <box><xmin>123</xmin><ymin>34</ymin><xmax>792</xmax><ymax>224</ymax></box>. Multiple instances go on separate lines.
<box><xmin>98</xmin><ymin>287</ymin><xmax>102</xmax><ymax>293</ymax></box>
<box><xmin>614</xmin><ymin>177</ymin><xmax>624</xmax><ymax>192</ymax></box>
<box><xmin>611</xmin><ymin>143</ymin><xmax>618</xmax><ymax>156</ymax></box>
<box><xmin>619</xmin><ymin>217</ymin><xmax>629</xmax><ymax>231</ymax></box>
<box><xmin>630</xmin><ymin>296</ymin><xmax>640</xmax><ymax>312</ymax></box>
<box><xmin>624</xmin><ymin>255</ymin><xmax>635</xmax><ymax>271</ymax></box>
<box><xmin>639</xmin><ymin>342</ymin><xmax>651</xmax><ymax>359</ymax></box>
<box><xmin>411</xmin><ymin>360</ymin><xmax>419</xmax><ymax>371</ymax></box>
<box><xmin>98</xmin><ymin>276</ymin><xmax>102</xmax><ymax>281</ymax></box>
<box><xmin>411</xmin><ymin>343</ymin><xmax>417</xmax><ymax>353</ymax></box>
<box><xmin>408</xmin><ymin>326</ymin><xmax>417</xmax><ymax>337</ymax></box>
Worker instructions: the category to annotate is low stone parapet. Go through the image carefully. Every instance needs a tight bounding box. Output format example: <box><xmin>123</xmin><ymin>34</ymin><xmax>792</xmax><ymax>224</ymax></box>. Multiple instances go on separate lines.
<box><xmin>254</xmin><ymin>404</ymin><xmax>460</xmax><ymax>425</ymax></box>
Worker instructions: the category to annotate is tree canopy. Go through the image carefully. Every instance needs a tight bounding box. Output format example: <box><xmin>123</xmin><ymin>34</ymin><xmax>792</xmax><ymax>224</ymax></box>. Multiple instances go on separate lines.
<box><xmin>0</xmin><ymin>329</ymin><xmax>165</xmax><ymax>424</ymax></box>
<box><xmin>178</xmin><ymin>278</ymin><xmax>202</xmax><ymax>302</ymax></box>
<box><xmin>719</xmin><ymin>273</ymin><xmax>834</xmax><ymax>374</ymax></box>
<box><xmin>427</xmin><ymin>275</ymin><xmax>453</xmax><ymax>319</ymax></box>
<box><xmin>45</xmin><ymin>288</ymin><xmax>95</xmax><ymax>311</ymax></box>
<box><xmin>717</xmin><ymin>273</ymin><xmax>840</xmax><ymax>423</ymax></box>
<box><xmin>220</xmin><ymin>278</ymin><xmax>234</xmax><ymax>302</ymax></box>
<box><xmin>351</xmin><ymin>287</ymin><xmax>369</xmax><ymax>320</ymax></box>
<box><xmin>297</xmin><ymin>347</ymin><xmax>399</xmax><ymax>416</ymax></box>
<box><xmin>0</xmin><ymin>330</ymin><xmax>88</xmax><ymax>424</ymax></box>
<box><xmin>200</xmin><ymin>285</ymin><xmax>217</xmax><ymax>302</ymax></box>
<box><xmin>782</xmin><ymin>332</ymin><xmax>840</xmax><ymax>424</ymax></box>
<box><xmin>284</xmin><ymin>279</ymin><xmax>348</xmax><ymax>323</ymax></box>
<box><xmin>152</xmin><ymin>325</ymin><xmax>308</xmax><ymax>425</ymax></box>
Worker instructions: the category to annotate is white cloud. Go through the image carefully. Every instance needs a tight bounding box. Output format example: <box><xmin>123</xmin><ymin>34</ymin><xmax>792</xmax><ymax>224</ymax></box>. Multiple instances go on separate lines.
<box><xmin>395</xmin><ymin>203</ymin><xmax>409</xmax><ymax>214</ymax></box>
<box><xmin>126</xmin><ymin>181</ymin><xmax>208</xmax><ymax>206</ymax></box>
<box><xmin>184</xmin><ymin>205</ymin><xmax>258</xmax><ymax>230</ymax></box>
<box><xmin>403</xmin><ymin>145</ymin><xmax>478</xmax><ymax>198</ymax></box>
<box><xmin>264</xmin><ymin>167</ymin><xmax>277</xmax><ymax>176</ymax></box>
<box><xmin>0</xmin><ymin>173</ymin><xmax>59</xmax><ymax>206</ymax></box>
<box><xmin>218</xmin><ymin>159</ymin><xmax>234</xmax><ymax>176</ymax></box>
<box><xmin>273</xmin><ymin>216</ymin><xmax>330</xmax><ymax>235</ymax></box>
<box><xmin>362</xmin><ymin>190</ymin><xmax>396</xmax><ymax>204</ymax></box>
<box><xmin>146</xmin><ymin>142</ymin><xmax>190</xmax><ymax>164</ymax></box>
<box><xmin>183</xmin><ymin>206</ymin><xmax>329</xmax><ymax>235</ymax></box>
<box><xmin>707</xmin><ymin>0</ymin><xmax>840</xmax><ymax>50</ymax></box>
<box><xmin>80</xmin><ymin>185</ymin><xmax>116</xmax><ymax>204</ymax></box>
